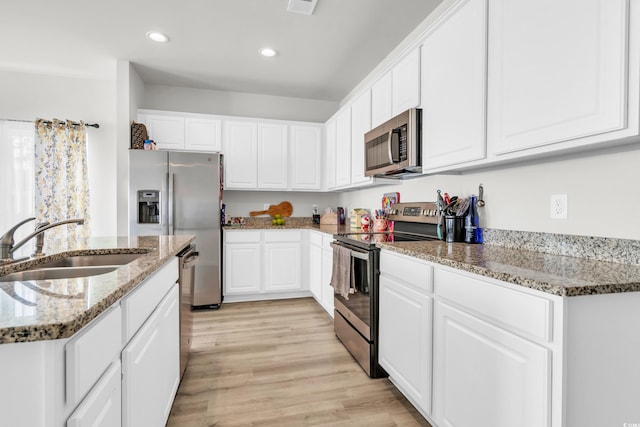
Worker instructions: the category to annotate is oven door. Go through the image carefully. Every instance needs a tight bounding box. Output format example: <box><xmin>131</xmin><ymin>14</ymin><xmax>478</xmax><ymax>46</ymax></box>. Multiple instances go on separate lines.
<box><xmin>333</xmin><ymin>245</ymin><xmax>373</xmax><ymax>341</ymax></box>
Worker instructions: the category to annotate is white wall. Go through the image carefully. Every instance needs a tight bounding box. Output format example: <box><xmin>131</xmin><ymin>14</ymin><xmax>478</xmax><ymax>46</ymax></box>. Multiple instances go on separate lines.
<box><xmin>141</xmin><ymin>83</ymin><xmax>338</xmax><ymax>123</ymax></box>
<box><xmin>0</xmin><ymin>69</ymin><xmax>118</xmax><ymax>237</ymax></box>
<box><xmin>340</xmin><ymin>143</ymin><xmax>640</xmax><ymax>240</ymax></box>
<box><xmin>115</xmin><ymin>61</ymin><xmax>145</xmax><ymax>235</ymax></box>
<box><xmin>223</xmin><ymin>191</ymin><xmax>340</xmax><ymax>218</ymax></box>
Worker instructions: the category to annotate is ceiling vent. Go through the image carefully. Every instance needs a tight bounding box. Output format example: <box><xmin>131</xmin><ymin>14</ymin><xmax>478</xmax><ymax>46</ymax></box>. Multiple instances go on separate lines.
<box><xmin>287</xmin><ymin>0</ymin><xmax>318</xmax><ymax>15</ymax></box>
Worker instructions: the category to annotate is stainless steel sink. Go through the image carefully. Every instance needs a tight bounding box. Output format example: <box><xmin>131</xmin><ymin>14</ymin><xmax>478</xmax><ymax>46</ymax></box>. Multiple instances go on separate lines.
<box><xmin>0</xmin><ymin>252</ymin><xmax>148</xmax><ymax>282</ymax></box>
<box><xmin>0</xmin><ymin>266</ymin><xmax>119</xmax><ymax>282</ymax></box>
<box><xmin>36</xmin><ymin>253</ymin><xmax>145</xmax><ymax>268</ymax></box>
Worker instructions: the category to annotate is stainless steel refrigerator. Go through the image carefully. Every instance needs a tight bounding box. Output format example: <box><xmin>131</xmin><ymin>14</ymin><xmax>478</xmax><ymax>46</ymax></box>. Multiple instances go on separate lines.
<box><xmin>129</xmin><ymin>150</ymin><xmax>222</xmax><ymax>308</ymax></box>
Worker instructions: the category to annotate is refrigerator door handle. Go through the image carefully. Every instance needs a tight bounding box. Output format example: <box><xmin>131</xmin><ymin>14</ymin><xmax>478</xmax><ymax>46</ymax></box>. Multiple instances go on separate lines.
<box><xmin>168</xmin><ymin>172</ymin><xmax>175</xmax><ymax>235</ymax></box>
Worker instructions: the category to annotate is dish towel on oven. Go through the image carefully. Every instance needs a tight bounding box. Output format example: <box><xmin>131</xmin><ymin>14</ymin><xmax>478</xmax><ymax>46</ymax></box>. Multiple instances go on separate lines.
<box><xmin>330</xmin><ymin>244</ymin><xmax>354</xmax><ymax>300</ymax></box>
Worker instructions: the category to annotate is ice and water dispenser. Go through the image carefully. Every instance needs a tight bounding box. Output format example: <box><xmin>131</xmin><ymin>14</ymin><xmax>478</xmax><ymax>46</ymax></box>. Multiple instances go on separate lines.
<box><xmin>137</xmin><ymin>190</ymin><xmax>160</xmax><ymax>224</ymax></box>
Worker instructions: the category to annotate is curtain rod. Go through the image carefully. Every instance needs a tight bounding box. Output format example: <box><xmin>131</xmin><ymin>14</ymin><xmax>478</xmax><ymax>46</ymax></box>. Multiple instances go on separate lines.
<box><xmin>1</xmin><ymin>118</ymin><xmax>100</xmax><ymax>129</ymax></box>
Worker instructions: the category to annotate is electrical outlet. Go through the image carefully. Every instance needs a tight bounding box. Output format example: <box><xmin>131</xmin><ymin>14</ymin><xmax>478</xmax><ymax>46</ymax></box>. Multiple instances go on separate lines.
<box><xmin>550</xmin><ymin>194</ymin><xmax>568</xmax><ymax>219</ymax></box>
<box><xmin>264</xmin><ymin>203</ymin><xmax>269</xmax><ymax>210</ymax></box>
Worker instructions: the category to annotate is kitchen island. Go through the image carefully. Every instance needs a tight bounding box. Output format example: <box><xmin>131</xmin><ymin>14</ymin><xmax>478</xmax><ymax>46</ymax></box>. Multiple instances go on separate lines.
<box><xmin>0</xmin><ymin>234</ymin><xmax>194</xmax><ymax>427</ymax></box>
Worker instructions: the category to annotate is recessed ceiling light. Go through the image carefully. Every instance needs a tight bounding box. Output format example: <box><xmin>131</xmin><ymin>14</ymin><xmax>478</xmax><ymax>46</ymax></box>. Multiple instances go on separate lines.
<box><xmin>259</xmin><ymin>47</ymin><xmax>278</xmax><ymax>57</ymax></box>
<box><xmin>146</xmin><ymin>31</ymin><xmax>169</xmax><ymax>43</ymax></box>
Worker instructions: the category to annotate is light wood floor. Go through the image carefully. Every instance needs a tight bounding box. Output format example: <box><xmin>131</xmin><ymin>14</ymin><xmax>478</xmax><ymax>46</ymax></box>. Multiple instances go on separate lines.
<box><xmin>167</xmin><ymin>297</ymin><xmax>431</xmax><ymax>427</ymax></box>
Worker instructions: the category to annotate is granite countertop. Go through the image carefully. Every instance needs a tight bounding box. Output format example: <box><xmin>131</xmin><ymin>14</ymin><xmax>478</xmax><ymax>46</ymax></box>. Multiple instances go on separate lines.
<box><xmin>223</xmin><ymin>216</ymin><xmax>350</xmax><ymax>235</ymax></box>
<box><xmin>377</xmin><ymin>240</ymin><xmax>640</xmax><ymax>297</ymax></box>
<box><xmin>0</xmin><ymin>235</ymin><xmax>194</xmax><ymax>344</ymax></box>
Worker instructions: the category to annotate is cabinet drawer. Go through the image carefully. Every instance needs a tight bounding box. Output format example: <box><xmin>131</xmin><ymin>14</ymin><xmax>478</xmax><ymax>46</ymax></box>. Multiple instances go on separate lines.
<box><xmin>309</xmin><ymin>231</ymin><xmax>323</xmax><ymax>246</ymax></box>
<box><xmin>66</xmin><ymin>305</ymin><xmax>122</xmax><ymax>407</ymax></box>
<box><xmin>67</xmin><ymin>360</ymin><xmax>122</xmax><ymax>427</ymax></box>
<box><xmin>322</xmin><ymin>233</ymin><xmax>334</xmax><ymax>248</ymax></box>
<box><xmin>121</xmin><ymin>258</ymin><xmax>178</xmax><ymax>343</ymax></box>
<box><xmin>436</xmin><ymin>268</ymin><xmax>553</xmax><ymax>342</ymax></box>
<box><xmin>380</xmin><ymin>250</ymin><xmax>433</xmax><ymax>293</ymax></box>
<box><xmin>264</xmin><ymin>230</ymin><xmax>301</xmax><ymax>242</ymax></box>
<box><xmin>224</xmin><ymin>230</ymin><xmax>261</xmax><ymax>243</ymax></box>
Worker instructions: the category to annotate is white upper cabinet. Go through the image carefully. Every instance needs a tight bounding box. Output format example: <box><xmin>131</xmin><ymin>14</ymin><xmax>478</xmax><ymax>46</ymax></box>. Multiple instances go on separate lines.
<box><xmin>371</xmin><ymin>71</ymin><xmax>393</xmax><ymax>128</ymax></box>
<box><xmin>488</xmin><ymin>0</ymin><xmax>635</xmax><ymax>156</ymax></box>
<box><xmin>392</xmin><ymin>47</ymin><xmax>421</xmax><ymax>116</ymax></box>
<box><xmin>335</xmin><ymin>107</ymin><xmax>352</xmax><ymax>188</ymax></box>
<box><xmin>184</xmin><ymin>117</ymin><xmax>222</xmax><ymax>152</ymax></box>
<box><xmin>257</xmin><ymin>123</ymin><xmax>288</xmax><ymax>189</ymax></box>
<box><xmin>350</xmin><ymin>90</ymin><xmax>372</xmax><ymax>185</ymax></box>
<box><xmin>224</xmin><ymin>120</ymin><xmax>258</xmax><ymax>189</ymax></box>
<box><xmin>138</xmin><ymin>111</ymin><xmax>221</xmax><ymax>152</ymax></box>
<box><xmin>290</xmin><ymin>124</ymin><xmax>322</xmax><ymax>190</ymax></box>
<box><xmin>421</xmin><ymin>0</ymin><xmax>488</xmax><ymax>171</ymax></box>
<box><xmin>142</xmin><ymin>114</ymin><xmax>185</xmax><ymax>150</ymax></box>
<box><xmin>324</xmin><ymin>119</ymin><xmax>337</xmax><ymax>190</ymax></box>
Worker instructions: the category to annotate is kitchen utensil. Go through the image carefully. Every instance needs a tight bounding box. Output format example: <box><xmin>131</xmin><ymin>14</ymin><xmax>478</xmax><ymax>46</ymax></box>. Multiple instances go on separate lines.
<box><xmin>477</xmin><ymin>184</ymin><xmax>485</xmax><ymax>207</ymax></box>
<box><xmin>455</xmin><ymin>198</ymin><xmax>470</xmax><ymax>217</ymax></box>
<box><xmin>436</xmin><ymin>190</ymin><xmax>445</xmax><ymax>240</ymax></box>
<box><xmin>249</xmin><ymin>201</ymin><xmax>293</xmax><ymax>217</ymax></box>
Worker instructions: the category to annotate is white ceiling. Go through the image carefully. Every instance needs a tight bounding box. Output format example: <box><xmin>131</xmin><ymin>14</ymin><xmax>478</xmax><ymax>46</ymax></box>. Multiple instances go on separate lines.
<box><xmin>0</xmin><ymin>0</ymin><xmax>441</xmax><ymax>102</ymax></box>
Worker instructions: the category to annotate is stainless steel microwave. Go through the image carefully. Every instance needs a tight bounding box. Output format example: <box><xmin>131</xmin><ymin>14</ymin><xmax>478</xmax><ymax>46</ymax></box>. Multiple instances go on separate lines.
<box><xmin>364</xmin><ymin>108</ymin><xmax>422</xmax><ymax>178</ymax></box>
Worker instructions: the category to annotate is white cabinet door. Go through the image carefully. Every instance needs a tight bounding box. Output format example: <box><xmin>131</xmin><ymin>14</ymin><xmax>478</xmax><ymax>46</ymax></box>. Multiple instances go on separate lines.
<box><xmin>392</xmin><ymin>47</ymin><xmax>421</xmax><ymax>116</ymax></box>
<box><xmin>379</xmin><ymin>275</ymin><xmax>432</xmax><ymax>416</ymax></box>
<box><xmin>321</xmin><ymin>236</ymin><xmax>334</xmax><ymax>315</ymax></box>
<box><xmin>224</xmin><ymin>120</ymin><xmax>258</xmax><ymax>189</ymax></box>
<box><xmin>66</xmin><ymin>361</ymin><xmax>121</xmax><ymax>427</ymax></box>
<box><xmin>371</xmin><ymin>71</ymin><xmax>392</xmax><ymax>128</ymax></box>
<box><xmin>335</xmin><ymin>107</ymin><xmax>352</xmax><ymax>187</ymax></box>
<box><xmin>145</xmin><ymin>114</ymin><xmax>185</xmax><ymax>150</ymax></box>
<box><xmin>309</xmin><ymin>242</ymin><xmax>322</xmax><ymax>300</ymax></box>
<box><xmin>324</xmin><ymin>119</ymin><xmax>337</xmax><ymax>190</ymax></box>
<box><xmin>185</xmin><ymin>117</ymin><xmax>222</xmax><ymax>152</ymax></box>
<box><xmin>422</xmin><ymin>0</ymin><xmax>487</xmax><ymax>171</ymax></box>
<box><xmin>351</xmin><ymin>90</ymin><xmax>372</xmax><ymax>185</ymax></box>
<box><xmin>290</xmin><ymin>125</ymin><xmax>322</xmax><ymax>190</ymax></box>
<box><xmin>488</xmin><ymin>0</ymin><xmax>630</xmax><ymax>155</ymax></box>
<box><xmin>257</xmin><ymin>123</ymin><xmax>288</xmax><ymax>189</ymax></box>
<box><xmin>224</xmin><ymin>243</ymin><xmax>262</xmax><ymax>294</ymax></box>
<box><xmin>433</xmin><ymin>301</ymin><xmax>551</xmax><ymax>427</ymax></box>
<box><xmin>264</xmin><ymin>242</ymin><xmax>301</xmax><ymax>291</ymax></box>
<box><xmin>122</xmin><ymin>285</ymin><xmax>180</xmax><ymax>427</ymax></box>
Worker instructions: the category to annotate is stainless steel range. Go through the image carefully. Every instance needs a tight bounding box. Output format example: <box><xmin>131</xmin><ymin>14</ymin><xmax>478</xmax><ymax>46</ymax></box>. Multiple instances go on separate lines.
<box><xmin>331</xmin><ymin>202</ymin><xmax>439</xmax><ymax>378</ymax></box>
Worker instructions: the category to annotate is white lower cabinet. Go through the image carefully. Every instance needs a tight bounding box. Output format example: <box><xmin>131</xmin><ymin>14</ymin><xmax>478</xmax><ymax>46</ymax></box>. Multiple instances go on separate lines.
<box><xmin>66</xmin><ymin>361</ymin><xmax>122</xmax><ymax>427</ymax></box>
<box><xmin>264</xmin><ymin>241</ymin><xmax>301</xmax><ymax>291</ymax></box>
<box><xmin>224</xmin><ymin>229</ymin><xmax>306</xmax><ymax>301</ymax></box>
<box><xmin>122</xmin><ymin>285</ymin><xmax>180</xmax><ymax>427</ymax></box>
<box><xmin>433</xmin><ymin>300</ymin><xmax>550</xmax><ymax>427</ymax></box>
<box><xmin>0</xmin><ymin>257</ymin><xmax>181</xmax><ymax>427</ymax></box>
<box><xmin>379</xmin><ymin>251</ymin><xmax>433</xmax><ymax>417</ymax></box>
<box><xmin>309</xmin><ymin>232</ymin><xmax>323</xmax><ymax>300</ymax></box>
<box><xmin>320</xmin><ymin>241</ymin><xmax>334</xmax><ymax>315</ymax></box>
<box><xmin>224</xmin><ymin>239</ymin><xmax>262</xmax><ymax>294</ymax></box>
<box><xmin>378</xmin><ymin>250</ymin><xmax>560</xmax><ymax>427</ymax></box>
<box><xmin>379</xmin><ymin>276</ymin><xmax>433</xmax><ymax>416</ymax></box>
<box><xmin>308</xmin><ymin>231</ymin><xmax>334</xmax><ymax>316</ymax></box>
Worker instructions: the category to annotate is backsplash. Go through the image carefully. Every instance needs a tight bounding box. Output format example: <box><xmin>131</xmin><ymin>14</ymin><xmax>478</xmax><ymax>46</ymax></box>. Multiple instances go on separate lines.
<box><xmin>483</xmin><ymin>229</ymin><xmax>640</xmax><ymax>266</ymax></box>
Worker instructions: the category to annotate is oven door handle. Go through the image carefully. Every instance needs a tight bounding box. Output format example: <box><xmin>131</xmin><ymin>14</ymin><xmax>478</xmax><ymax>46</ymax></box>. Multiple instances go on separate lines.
<box><xmin>331</xmin><ymin>242</ymin><xmax>370</xmax><ymax>260</ymax></box>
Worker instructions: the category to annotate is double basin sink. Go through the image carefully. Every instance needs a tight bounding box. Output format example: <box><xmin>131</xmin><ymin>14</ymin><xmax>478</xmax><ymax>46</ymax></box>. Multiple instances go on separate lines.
<box><xmin>0</xmin><ymin>253</ymin><xmax>146</xmax><ymax>282</ymax></box>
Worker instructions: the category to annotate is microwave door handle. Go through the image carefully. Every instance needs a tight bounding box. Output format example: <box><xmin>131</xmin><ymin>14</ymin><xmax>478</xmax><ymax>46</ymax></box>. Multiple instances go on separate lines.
<box><xmin>390</xmin><ymin>129</ymin><xmax>401</xmax><ymax>162</ymax></box>
<box><xmin>387</xmin><ymin>130</ymin><xmax>394</xmax><ymax>164</ymax></box>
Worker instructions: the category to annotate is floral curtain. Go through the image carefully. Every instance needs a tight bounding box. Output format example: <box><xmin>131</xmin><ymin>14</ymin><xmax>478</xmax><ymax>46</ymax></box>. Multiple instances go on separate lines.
<box><xmin>34</xmin><ymin>119</ymin><xmax>90</xmax><ymax>241</ymax></box>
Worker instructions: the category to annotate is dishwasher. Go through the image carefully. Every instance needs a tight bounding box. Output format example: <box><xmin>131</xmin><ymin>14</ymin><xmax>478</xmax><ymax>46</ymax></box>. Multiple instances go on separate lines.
<box><xmin>178</xmin><ymin>244</ymin><xmax>198</xmax><ymax>379</ymax></box>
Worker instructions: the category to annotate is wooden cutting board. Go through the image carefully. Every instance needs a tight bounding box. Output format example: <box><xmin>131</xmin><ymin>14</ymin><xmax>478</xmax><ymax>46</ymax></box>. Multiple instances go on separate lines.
<box><xmin>249</xmin><ymin>201</ymin><xmax>293</xmax><ymax>217</ymax></box>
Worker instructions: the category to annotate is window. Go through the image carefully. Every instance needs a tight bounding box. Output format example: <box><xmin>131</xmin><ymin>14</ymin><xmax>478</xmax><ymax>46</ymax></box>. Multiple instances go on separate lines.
<box><xmin>0</xmin><ymin>120</ymin><xmax>35</xmax><ymax>258</ymax></box>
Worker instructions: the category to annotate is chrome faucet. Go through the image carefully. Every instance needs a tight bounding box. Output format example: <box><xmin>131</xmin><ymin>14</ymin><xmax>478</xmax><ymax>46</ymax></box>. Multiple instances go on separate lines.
<box><xmin>0</xmin><ymin>217</ymin><xmax>85</xmax><ymax>263</ymax></box>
